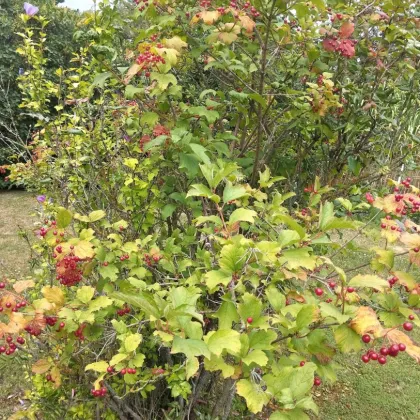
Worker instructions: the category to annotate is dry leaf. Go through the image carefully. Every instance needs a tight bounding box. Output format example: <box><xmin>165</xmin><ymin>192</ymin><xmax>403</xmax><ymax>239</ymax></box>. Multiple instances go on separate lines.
<box><xmin>32</xmin><ymin>358</ymin><xmax>52</xmax><ymax>374</ymax></box>
<box><xmin>339</xmin><ymin>22</ymin><xmax>354</xmax><ymax>39</ymax></box>
<box><xmin>350</xmin><ymin>306</ymin><xmax>384</xmax><ymax>337</ymax></box>
<box><xmin>13</xmin><ymin>280</ymin><xmax>35</xmax><ymax>293</ymax></box>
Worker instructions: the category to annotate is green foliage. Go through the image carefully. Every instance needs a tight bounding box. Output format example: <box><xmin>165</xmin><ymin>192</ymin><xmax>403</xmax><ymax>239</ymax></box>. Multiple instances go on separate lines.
<box><xmin>2</xmin><ymin>1</ymin><xmax>420</xmax><ymax>419</ymax></box>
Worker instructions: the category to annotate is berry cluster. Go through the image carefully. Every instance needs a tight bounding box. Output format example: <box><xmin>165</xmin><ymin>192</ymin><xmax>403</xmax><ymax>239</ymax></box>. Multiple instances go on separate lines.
<box><xmin>361</xmin><ymin>342</ymin><xmax>407</xmax><ymax>365</ymax></box>
<box><xmin>120</xmin><ymin>367</ymin><xmax>137</xmax><ymax>375</ymax></box>
<box><xmin>74</xmin><ymin>324</ymin><xmax>86</xmax><ymax>341</ymax></box>
<box><xmin>0</xmin><ymin>335</ymin><xmax>24</xmax><ymax>356</ymax></box>
<box><xmin>91</xmin><ymin>387</ymin><xmax>108</xmax><ymax>397</ymax></box>
<box><xmin>135</xmin><ymin>0</ymin><xmax>149</xmax><ymax>12</ymax></box>
<box><xmin>45</xmin><ymin>316</ymin><xmax>58</xmax><ymax>326</ymax></box>
<box><xmin>119</xmin><ymin>254</ymin><xmax>130</xmax><ymax>261</ymax></box>
<box><xmin>144</xmin><ymin>253</ymin><xmax>161</xmax><ymax>266</ymax></box>
<box><xmin>151</xmin><ymin>367</ymin><xmax>165</xmax><ymax>375</ymax></box>
<box><xmin>56</xmin><ymin>253</ymin><xmax>83</xmax><ymax>286</ymax></box>
<box><xmin>300</xmin><ymin>208</ymin><xmax>308</xmax><ymax>216</ymax></box>
<box><xmin>135</xmin><ymin>51</ymin><xmax>165</xmax><ymax>74</ymax></box>
<box><xmin>117</xmin><ymin>306</ymin><xmax>131</xmax><ymax>317</ymax></box>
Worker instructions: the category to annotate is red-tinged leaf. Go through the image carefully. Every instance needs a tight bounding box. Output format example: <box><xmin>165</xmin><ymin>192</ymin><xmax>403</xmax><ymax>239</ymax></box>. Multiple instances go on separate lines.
<box><xmin>322</xmin><ymin>38</ymin><xmax>338</xmax><ymax>52</ymax></box>
<box><xmin>373</xmin><ymin>195</ymin><xmax>405</xmax><ymax>214</ymax></box>
<box><xmin>336</xmin><ymin>39</ymin><xmax>356</xmax><ymax>58</ymax></box>
<box><xmin>238</xmin><ymin>15</ymin><xmax>255</xmax><ymax>34</ymax></box>
<box><xmin>339</xmin><ymin>22</ymin><xmax>354</xmax><ymax>39</ymax></box>
<box><xmin>400</xmin><ymin>232</ymin><xmax>420</xmax><ymax>249</ymax></box>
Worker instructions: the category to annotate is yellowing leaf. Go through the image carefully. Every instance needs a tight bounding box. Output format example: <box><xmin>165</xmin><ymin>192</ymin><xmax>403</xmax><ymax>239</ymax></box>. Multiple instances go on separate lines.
<box><xmin>50</xmin><ymin>366</ymin><xmax>61</xmax><ymax>388</ymax></box>
<box><xmin>200</xmin><ymin>10</ymin><xmax>220</xmax><ymax>24</ymax></box>
<box><xmin>349</xmin><ymin>306</ymin><xmax>383</xmax><ymax>337</ymax></box>
<box><xmin>206</xmin><ymin>329</ymin><xmax>241</xmax><ymax>356</ymax></box>
<box><xmin>42</xmin><ymin>286</ymin><xmax>65</xmax><ymax>307</ymax></box>
<box><xmin>236</xmin><ymin>379</ymin><xmax>270</xmax><ymax>414</ymax></box>
<box><xmin>125</xmin><ymin>333</ymin><xmax>142</xmax><ymax>352</ymax></box>
<box><xmin>32</xmin><ymin>359</ymin><xmax>52</xmax><ymax>374</ymax></box>
<box><xmin>85</xmin><ymin>361</ymin><xmax>109</xmax><ymax>373</ymax></box>
<box><xmin>124</xmin><ymin>63</ymin><xmax>143</xmax><ymax>85</ymax></box>
<box><xmin>348</xmin><ymin>274</ymin><xmax>389</xmax><ymax>292</ymax></box>
<box><xmin>13</xmin><ymin>280</ymin><xmax>35</xmax><ymax>293</ymax></box>
<box><xmin>164</xmin><ymin>36</ymin><xmax>187</xmax><ymax>51</ymax></box>
<box><xmin>238</xmin><ymin>15</ymin><xmax>255</xmax><ymax>33</ymax></box>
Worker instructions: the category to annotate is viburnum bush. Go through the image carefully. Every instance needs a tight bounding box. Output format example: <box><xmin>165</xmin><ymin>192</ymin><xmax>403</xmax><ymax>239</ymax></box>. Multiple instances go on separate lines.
<box><xmin>3</xmin><ymin>1</ymin><xmax>420</xmax><ymax>419</ymax></box>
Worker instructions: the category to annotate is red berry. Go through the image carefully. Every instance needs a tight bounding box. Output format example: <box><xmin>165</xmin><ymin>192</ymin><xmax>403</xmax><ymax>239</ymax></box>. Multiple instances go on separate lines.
<box><xmin>403</xmin><ymin>322</ymin><xmax>413</xmax><ymax>331</ymax></box>
<box><xmin>314</xmin><ymin>288</ymin><xmax>323</xmax><ymax>296</ymax></box>
<box><xmin>299</xmin><ymin>361</ymin><xmax>305</xmax><ymax>367</ymax></box>
<box><xmin>328</xmin><ymin>281</ymin><xmax>336</xmax><ymax>288</ymax></box>
<box><xmin>378</xmin><ymin>356</ymin><xmax>387</xmax><ymax>365</ymax></box>
<box><xmin>120</xmin><ymin>369</ymin><xmax>127</xmax><ymax>375</ymax></box>
<box><xmin>380</xmin><ymin>347</ymin><xmax>389</xmax><ymax>356</ymax></box>
<box><xmin>398</xmin><ymin>343</ymin><xmax>406</xmax><ymax>351</ymax></box>
<box><xmin>313</xmin><ymin>377</ymin><xmax>322</xmax><ymax>386</ymax></box>
<box><xmin>380</xmin><ymin>223</ymin><xmax>386</xmax><ymax>229</ymax></box>
<box><xmin>409</xmin><ymin>314</ymin><xmax>415</xmax><ymax>320</ymax></box>
<box><xmin>247</xmin><ymin>317</ymin><xmax>253</xmax><ymax>324</ymax></box>
<box><xmin>414</xmin><ymin>248</ymin><xmax>419</xmax><ymax>253</ymax></box>
<box><xmin>59</xmin><ymin>322</ymin><xmax>65</xmax><ymax>328</ymax></box>
<box><xmin>361</xmin><ymin>354</ymin><xmax>370</xmax><ymax>363</ymax></box>
<box><xmin>362</xmin><ymin>334</ymin><xmax>371</xmax><ymax>343</ymax></box>
<box><xmin>0</xmin><ymin>282</ymin><xmax>5</xmax><ymax>289</ymax></box>
<box><xmin>107</xmin><ymin>366</ymin><xmax>114</xmax><ymax>373</ymax></box>
<box><xmin>370</xmin><ymin>352</ymin><xmax>378</xmax><ymax>361</ymax></box>
<box><xmin>347</xmin><ymin>287</ymin><xmax>355</xmax><ymax>293</ymax></box>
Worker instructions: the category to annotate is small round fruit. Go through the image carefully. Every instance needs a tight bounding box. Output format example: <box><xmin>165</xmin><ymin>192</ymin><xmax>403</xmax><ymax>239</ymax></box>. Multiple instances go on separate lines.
<box><xmin>313</xmin><ymin>377</ymin><xmax>322</xmax><ymax>386</ymax></box>
<box><xmin>328</xmin><ymin>281</ymin><xmax>336</xmax><ymax>288</ymax></box>
<box><xmin>314</xmin><ymin>288</ymin><xmax>323</xmax><ymax>296</ymax></box>
<box><xmin>409</xmin><ymin>314</ymin><xmax>415</xmax><ymax>320</ymax></box>
<box><xmin>347</xmin><ymin>287</ymin><xmax>355</xmax><ymax>293</ymax></box>
<box><xmin>120</xmin><ymin>369</ymin><xmax>127</xmax><ymax>375</ymax></box>
<box><xmin>247</xmin><ymin>317</ymin><xmax>253</xmax><ymax>324</ymax></box>
<box><xmin>403</xmin><ymin>322</ymin><xmax>413</xmax><ymax>331</ymax></box>
<box><xmin>378</xmin><ymin>356</ymin><xmax>387</xmax><ymax>365</ymax></box>
<box><xmin>0</xmin><ymin>282</ymin><xmax>5</xmax><ymax>289</ymax></box>
<box><xmin>370</xmin><ymin>352</ymin><xmax>378</xmax><ymax>361</ymax></box>
<box><xmin>398</xmin><ymin>343</ymin><xmax>406</xmax><ymax>351</ymax></box>
<box><xmin>362</xmin><ymin>334</ymin><xmax>371</xmax><ymax>344</ymax></box>
<box><xmin>380</xmin><ymin>347</ymin><xmax>389</xmax><ymax>356</ymax></box>
<box><xmin>361</xmin><ymin>354</ymin><xmax>370</xmax><ymax>363</ymax></box>
<box><xmin>107</xmin><ymin>366</ymin><xmax>114</xmax><ymax>373</ymax></box>
<box><xmin>299</xmin><ymin>361</ymin><xmax>305</xmax><ymax>367</ymax></box>
<box><xmin>59</xmin><ymin>322</ymin><xmax>65</xmax><ymax>328</ymax></box>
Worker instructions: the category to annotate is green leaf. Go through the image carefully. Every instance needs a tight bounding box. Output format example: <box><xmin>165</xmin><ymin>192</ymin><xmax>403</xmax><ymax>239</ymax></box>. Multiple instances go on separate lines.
<box><xmin>125</xmin><ymin>333</ymin><xmax>142</xmax><ymax>352</ymax></box>
<box><xmin>228</xmin><ymin>208</ymin><xmax>257</xmax><ymax>224</ymax></box>
<box><xmin>132</xmin><ymin>353</ymin><xmax>145</xmax><ymax>368</ymax></box>
<box><xmin>110</xmin><ymin>291</ymin><xmax>161</xmax><ymax>319</ymax></box>
<box><xmin>171</xmin><ymin>336</ymin><xmax>210</xmax><ymax>359</ymax></box>
<box><xmin>275</xmin><ymin>214</ymin><xmax>305</xmax><ymax>238</ymax></box>
<box><xmin>85</xmin><ymin>361</ymin><xmax>109</xmax><ymax>373</ymax></box>
<box><xmin>319</xmin><ymin>201</ymin><xmax>334</xmax><ymax>230</ymax></box>
<box><xmin>334</xmin><ymin>324</ymin><xmax>362</xmax><ymax>353</ymax></box>
<box><xmin>219</xmin><ymin>244</ymin><xmax>246</xmax><ymax>273</ymax></box>
<box><xmin>99</xmin><ymin>264</ymin><xmax>119</xmax><ymax>281</ymax></box>
<box><xmin>323</xmin><ymin>218</ymin><xmax>358</xmax><ymax>231</ymax></box>
<box><xmin>236</xmin><ymin>379</ymin><xmax>270</xmax><ymax>414</ymax></box>
<box><xmin>140</xmin><ymin>112</ymin><xmax>159</xmax><ymax>126</ymax></box>
<box><xmin>238</xmin><ymin>293</ymin><xmax>262</xmax><ymax>323</ymax></box>
<box><xmin>290</xmin><ymin>363</ymin><xmax>317</xmax><ymax>400</ymax></box>
<box><xmin>57</xmin><ymin>207</ymin><xmax>73</xmax><ymax>229</ymax></box>
<box><xmin>204</xmin><ymin>270</ymin><xmax>231</xmax><ymax>292</ymax></box>
<box><xmin>195</xmin><ymin>215</ymin><xmax>223</xmax><ymax>226</ymax></box>
<box><xmin>278</xmin><ymin>230</ymin><xmax>301</xmax><ymax>247</ymax></box>
<box><xmin>266</xmin><ymin>286</ymin><xmax>286</xmax><ymax>312</ymax></box>
<box><xmin>186</xmin><ymin>183</ymin><xmax>219</xmax><ymax>203</ymax></box>
<box><xmin>151</xmin><ymin>72</ymin><xmax>177</xmax><ymax>90</ymax></box>
<box><xmin>162</xmin><ymin>204</ymin><xmax>176</xmax><ymax>219</ymax></box>
<box><xmin>92</xmin><ymin>72</ymin><xmax>112</xmax><ymax>88</ymax></box>
<box><xmin>296</xmin><ymin>305</ymin><xmax>319</xmax><ymax>330</ymax></box>
<box><xmin>319</xmin><ymin>302</ymin><xmax>350</xmax><ymax>324</ymax></box>
<box><xmin>204</xmin><ymin>354</ymin><xmax>235</xmax><ymax>378</ymax></box>
<box><xmin>249</xmin><ymin>330</ymin><xmax>276</xmax><ymax>350</ymax></box>
<box><xmin>206</xmin><ymin>329</ymin><xmax>241</xmax><ymax>356</ymax></box>
<box><xmin>371</xmin><ymin>249</ymin><xmax>394</xmax><ymax>271</ymax></box>
<box><xmin>259</xmin><ymin>166</ymin><xmax>285</xmax><ymax>188</ymax></box>
<box><xmin>186</xmin><ymin>357</ymin><xmax>199</xmax><ymax>379</ymax></box>
<box><xmin>88</xmin><ymin>210</ymin><xmax>106</xmax><ymax>222</ymax></box>
<box><xmin>348</xmin><ymin>156</ymin><xmax>362</xmax><ymax>176</ymax></box>
<box><xmin>77</xmin><ymin>286</ymin><xmax>95</xmax><ymax>304</ymax></box>
<box><xmin>242</xmin><ymin>349</ymin><xmax>268</xmax><ymax>366</ymax></box>
<box><xmin>215</xmin><ymin>300</ymin><xmax>239</xmax><ymax>330</ymax></box>
<box><xmin>189</xmin><ymin>144</ymin><xmax>211</xmax><ymax>165</ymax></box>
<box><xmin>270</xmin><ymin>409</ymin><xmax>309</xmax><ymax>420</ymax></box>
<box><xmin>125</xmin><ymin>84</ymin><xmax>143</xmax><ymax>99</ymax></box>
<box><xmin>110</xmin><ymin>353</ymin><xmax>128</xmax><ymax>366</ymax></box>
<box><xmin>223</xmin><ymin>183</ymin><xmax>248</xmax><ymax>203</ymax></box>
<box><xmin>394</xmin><ymin>271</ymin><xmax>417</xmax><ymax>290</ymax></box>
<box><xmin>89</xmin><ymin>296</ymin><xmax>113</xmax><ymax>312</ymax></box>
<box><xmin>348</xmin><ymin>274</ymin><xmax>389</xmax><ymax>292</ymax></box>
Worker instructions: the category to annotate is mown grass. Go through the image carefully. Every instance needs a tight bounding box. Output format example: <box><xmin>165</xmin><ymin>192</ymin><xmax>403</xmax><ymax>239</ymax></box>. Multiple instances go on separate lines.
<box><xmin>0</xmin><ymin>191</ymin><xmax>36</xmax><ymax>419</ymax></box>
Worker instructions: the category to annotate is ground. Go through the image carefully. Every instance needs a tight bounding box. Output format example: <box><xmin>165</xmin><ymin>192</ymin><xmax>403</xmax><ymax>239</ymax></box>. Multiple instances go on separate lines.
<box><xmin>0</xmin><ymin>191</ymin><xmax>419</xmax><ymax>419</ymax></box>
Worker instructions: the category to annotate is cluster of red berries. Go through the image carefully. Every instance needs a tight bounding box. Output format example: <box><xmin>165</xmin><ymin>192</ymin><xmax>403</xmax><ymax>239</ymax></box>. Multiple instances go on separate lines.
<box><xmin>91</xmin><ymin>387</ymin><xmax>107</xmax><ymax>397</ymax></box>
<box><xmin>151</xmin><ymin>367</ymin><xmax>165</xmax><ymax>375</ymax></box>
<box><xmin>301</xmin><ymin>208</ymin><xmax>308</xmax><ymax>216</ymax></box>
<box><xmin>400</xmin><ymin>177</ymin><xmax>412</xmax><ymax>189</ymax></box>
<box><xmin>120</xmin><ymin>254</ymin><xmax>130</xmax><ymax>261</ymax></box>
<box><xmin>388</xmin><ymin>276</ymin><xmax>399</xmax><ymax>287</ymax></box>
<box><xmin>56</xmin><ymin>253</ymin><xmax>83</xmax><ymax>286</ymax></box>
<box><xmin>361</xmin><ymin>338</ymin><xmax>406</xmax><ymax>366</ymax></box>
<box><xmin>144</xmin><ymin>253</ymin><xmax>161</xmax><ymax>266</ymax></box>
<box><xmin>135</xmin><ymin>0</ymin><xmax>149</xmax><ymax>11</ymax></box>
<box><xmin>120</xmin><ymin>368</ymin><xmax>137</xmax><ymax>375</ymax></box>
<box><xmin>45</xmin><ymin>316</ymin><xmax>58</xmax><ymax>326</ymax></box>
<box><xmin>117</xmin><ymin>306</ymin><xmax>131</xmax><ymax>317</ymax></box>
<box><xmin>135</xmin><ymin>51</ymin><xmax>165</xmax><ymax>75</ymax></box>
<box><xmin>74</xmin><ymin>324</ymin><xmax>86</xmax><ymax>341</ymax></box>
<box><xmin>0</xmin><ymin>335</ymin><xmax>24</xmax><ymax>356</ymax></box>
<box><xmin>200</xmin><ymin>0</ymin><xmax>211</xmax><ymax>7</ymax></box>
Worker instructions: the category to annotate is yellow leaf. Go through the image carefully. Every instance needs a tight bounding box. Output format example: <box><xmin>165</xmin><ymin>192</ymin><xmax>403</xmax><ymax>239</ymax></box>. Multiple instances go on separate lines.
<box><xmin>164</xmin><ymin>36</ymin><xmax>187</xmax><ymax>51</ymax></box>
<box><xmin>32</xmin><ymin>358</ymin><xmax>52</xmax><ymax>374</ymax></box>
<box><xmin>13</xmin><ymin>280</ymin><xmax>35</xmax><ymax>293</ymax></box>
<box><xmin>50</xmin><ymin>366</ymin><xmax>62</xmax><ymax>388</ymax></box>
<box><xmin>42</xmin><ymin>286</ymin><xmax>65</xmax><ymax>307</ymax></box>
<box><xmin>200</xmin><ymin>10</ymin><xmax>220</xmax><ymax>25</ymax></box>
<box><xmin>238</xmin><ymin>15</ymin><xmax>255</xmax><ymax>33</ymax></box>
<box><xmin>350</xmin><ymin>306</ymin><xmax>384</xmax><ymax>337</ymax></box>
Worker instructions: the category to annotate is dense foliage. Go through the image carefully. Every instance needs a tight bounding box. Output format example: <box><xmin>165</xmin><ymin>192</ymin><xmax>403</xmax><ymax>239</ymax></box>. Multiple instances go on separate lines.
<box><xmin>2</xmin><ymin>0</ymin><xmax>420</xmax><ymax>418</ymax></box>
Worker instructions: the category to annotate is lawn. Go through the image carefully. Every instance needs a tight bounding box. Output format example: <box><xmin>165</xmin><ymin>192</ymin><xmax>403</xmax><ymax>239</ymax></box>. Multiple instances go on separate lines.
<box><xmin>0</xmin><ymin>192</ymin><xmax>419</xmax><ymax>419</ymax></box>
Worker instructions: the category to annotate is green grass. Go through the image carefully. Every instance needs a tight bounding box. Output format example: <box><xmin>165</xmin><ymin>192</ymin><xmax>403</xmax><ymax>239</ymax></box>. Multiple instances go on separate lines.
<box><xmin>0</xmin><ymin>191</ymin><xmax>36</xmax><ymax>419</ymax></box>
<box><xmin>315</xmin><ymin>230</ymin><xmax>420</xmax><ymax>420</ymax></box>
